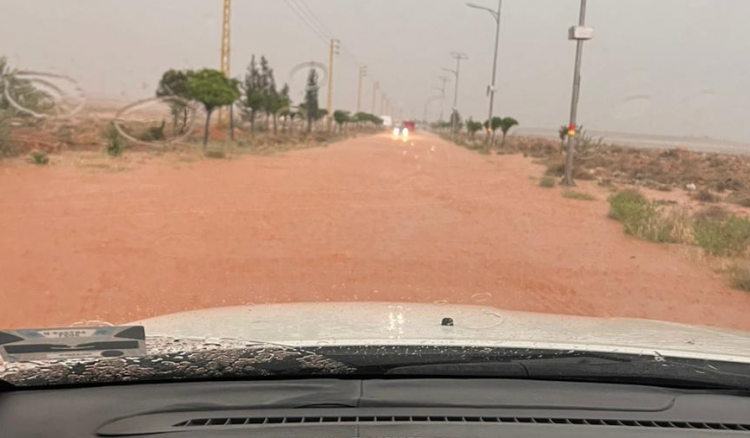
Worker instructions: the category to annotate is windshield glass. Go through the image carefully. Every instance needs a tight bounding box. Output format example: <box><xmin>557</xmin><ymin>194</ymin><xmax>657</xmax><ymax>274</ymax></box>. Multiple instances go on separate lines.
<box><xmin>1</xmin><ymin>0</ymin><xmax>750</xmax><ymax>388</ymax></box>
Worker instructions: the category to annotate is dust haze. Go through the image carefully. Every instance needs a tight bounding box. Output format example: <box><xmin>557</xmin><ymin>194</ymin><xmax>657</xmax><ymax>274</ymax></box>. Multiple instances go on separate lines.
<box><xmin>2</xmin><ymin>0</ymin><xmax>750</xmax><ymax>142</ymax></box>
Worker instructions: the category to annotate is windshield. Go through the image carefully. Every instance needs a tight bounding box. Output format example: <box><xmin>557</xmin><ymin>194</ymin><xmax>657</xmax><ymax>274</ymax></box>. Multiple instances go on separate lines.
<box><xmin>1</xmin><ymin>0</ymin><xmax>750</xmax><ymax>389</ymax></box>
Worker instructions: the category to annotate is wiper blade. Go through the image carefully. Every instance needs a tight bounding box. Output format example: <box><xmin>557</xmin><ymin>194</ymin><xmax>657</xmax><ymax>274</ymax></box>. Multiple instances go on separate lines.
<box><xmin>386</xmin><ymin>355</ymin><xmax>750</xmax><ymax>390</ymax></box>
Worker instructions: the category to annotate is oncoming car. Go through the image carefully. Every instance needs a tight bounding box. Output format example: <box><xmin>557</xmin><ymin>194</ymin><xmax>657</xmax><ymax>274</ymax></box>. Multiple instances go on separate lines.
<box><xmin>392</xmin><ymin>121</ymin><xmax>415</xmax><ymax>139</ymax></box>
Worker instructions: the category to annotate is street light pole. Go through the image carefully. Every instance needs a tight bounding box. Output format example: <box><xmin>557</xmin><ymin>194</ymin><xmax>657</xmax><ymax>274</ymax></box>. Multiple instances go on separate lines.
<box><xmin>467</xmin><ymin>0</ymin><xmax>502</xmax><ymax>148</ymax></box>
<box><xmin>563</xmin><ymin>0</ymin><xmax>593</xmax><ymax>186</ymax></box>
<box><xmin>357</xmin><ymin>65</ymin><xmax>367</xmax><ymax>113</ymax></box>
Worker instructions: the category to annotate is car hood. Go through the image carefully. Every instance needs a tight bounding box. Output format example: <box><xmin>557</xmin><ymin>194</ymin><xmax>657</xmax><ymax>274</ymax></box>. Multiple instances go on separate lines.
<box><xmin>133</xmin><ymin>302</ymin><xmax>750</xmax><ymax>364</ymax></box>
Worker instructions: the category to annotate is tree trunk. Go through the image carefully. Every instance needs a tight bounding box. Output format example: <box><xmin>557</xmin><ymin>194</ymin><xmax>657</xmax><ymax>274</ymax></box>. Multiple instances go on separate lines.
<box><xmin>502</xmin><ymin>132</ymin><xmax>507</xmax><ymax>148</ymax></box>
<box><xmin>560</xmin><ymin>139</ymin><xmax>565</xmax><ymax>154</ymax></box>
<box><xmin>273</xmin><ymin>114</ymin><xmax>278</xmax><ymax>134</ymax></box>
<box><xmin>203</xmin><ymin>109</ymin><xmax>213</xmax><ymax>148</ymax></box>
<box><xmin>307</xmin><ymin>116</ymin><xmax>312</xmax><ymax>134</ymax></box>
<box><xmin>181</xmin><ymin>108</ymin><xmax>189</xmax><ymax>134</ymax></box>
<box><xmin>250</xmin><ymin>111</ymin><xmax>256</xmax><ymax>137</ymax></box>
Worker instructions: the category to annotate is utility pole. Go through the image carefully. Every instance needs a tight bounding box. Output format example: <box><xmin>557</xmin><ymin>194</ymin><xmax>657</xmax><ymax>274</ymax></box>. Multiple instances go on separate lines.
<box><xmin>435</xmin><ymin>76</ymin><xmax>450</xmax><ymax>122</ymax></box>
<box><xmin>445</xmin><ymin>52</ymin><xmax>468</xmax><ymax>136</ymax></box>
<box><xmin>326</xmin><ymin>38</ymin><xmax>340</xmax><ymax>132</ymax></box>
<box><xmin>562</xmin><ymin>0</ymin><xmax>594</xmax><ymax>186</ymax></box>
<box><xmin>218</xmin><ymin>0</ymin><xmax>232</xmax><ymax>127</ymax></box>
<box><xmin>356</xmin><ymin>66</ymin><xmax>367</xmax><ymax>113</ymax></box>
<box><xmin>380</xmin><ymin>93</ymin><xmax>387</xmax><ymax>115</ymax></box>
<box><xmin>371</xmin><ymin>81</ymin><xmax>379</xmax><ymax>114</ymax></box>
<box><xmin>467</xmin><ymin>0</ymin><xmax>502</xmax><ymax>148</ymax></box>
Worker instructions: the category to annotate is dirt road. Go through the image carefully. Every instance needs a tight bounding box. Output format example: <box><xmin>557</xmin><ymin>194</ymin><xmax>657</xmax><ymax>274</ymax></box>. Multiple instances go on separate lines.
<box><xmin>1</xmin><ymin>133</ymin><xmax>748</xmax><ymax>331</ymax></box>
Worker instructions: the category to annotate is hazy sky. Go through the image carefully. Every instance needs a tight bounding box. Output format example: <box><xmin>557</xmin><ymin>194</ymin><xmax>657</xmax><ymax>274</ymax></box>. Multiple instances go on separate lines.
<box><xmin>2</xmin><ymin>0</ymin><xmax>750</xmax><ymax>142</ymax></box>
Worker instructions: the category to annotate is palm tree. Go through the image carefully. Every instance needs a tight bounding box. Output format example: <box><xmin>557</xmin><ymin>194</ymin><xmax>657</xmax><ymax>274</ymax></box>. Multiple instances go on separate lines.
<box><xmin>499</xmin><ymin>117</ymin><xmax>519</xmax><ymax>147</ymax></box>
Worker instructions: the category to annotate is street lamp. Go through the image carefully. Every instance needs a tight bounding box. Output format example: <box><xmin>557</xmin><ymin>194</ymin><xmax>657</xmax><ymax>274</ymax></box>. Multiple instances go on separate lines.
<box><xmin>466</xmin><ymin>1</ymin><xmax>502</xmax><ymax>148</ymax></box>
<box><xmin>562</xmin><ymin>0</ymin><xmax>594</xmax><ymax>186</ymax></box>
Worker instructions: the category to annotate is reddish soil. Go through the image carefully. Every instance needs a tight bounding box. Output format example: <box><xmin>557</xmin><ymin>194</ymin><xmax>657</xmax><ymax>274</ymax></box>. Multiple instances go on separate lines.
<box><xmin>1</xmin><ymin>133</ymin><xmax>748</xmax><ymax>331</ymax></box>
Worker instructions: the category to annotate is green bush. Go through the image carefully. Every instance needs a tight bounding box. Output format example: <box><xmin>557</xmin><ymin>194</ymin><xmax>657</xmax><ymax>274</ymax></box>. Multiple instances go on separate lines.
<box><xmin>104</xmin><ymin>123</ymin><xmax>124</xmax><ymax>157</ymax></box>
<box><xmin>693</xmin><ymin>210</ymin><xmax>750</xmax><ymax>257</ymax></box>
<box><xmin>539</xmin><ymin>176</ymin><xmax>556</xmax><ymax>188</ymax></box>
<box><xmin>30</xmin><ymin>151</ymin><xmax>49</xmax><ymax>165</ymax></box>
<box><xmin>608</xmin><ymin>190</ymin><xmax>675</xmax><ymax>243</ymax></box>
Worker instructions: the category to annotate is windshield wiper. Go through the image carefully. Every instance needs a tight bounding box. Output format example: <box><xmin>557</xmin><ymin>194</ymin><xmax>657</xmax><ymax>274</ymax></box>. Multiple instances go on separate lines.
<box><xmin>385</xmin><ymin>355</ymin><xmax>750</xmax><ymax>390</ymax></box>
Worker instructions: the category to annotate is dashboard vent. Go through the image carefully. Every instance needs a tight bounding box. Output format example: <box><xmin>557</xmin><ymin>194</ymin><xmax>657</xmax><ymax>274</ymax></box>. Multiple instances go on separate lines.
<box><xmin>173</xmin><ymin>416</ymin><xmax>750</xmax><ymax>432</ymax></box>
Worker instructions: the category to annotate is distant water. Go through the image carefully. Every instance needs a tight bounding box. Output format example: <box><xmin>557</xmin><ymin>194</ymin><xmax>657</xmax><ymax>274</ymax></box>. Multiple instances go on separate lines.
<box><xmin>517</xmin><ymin>127</ymin><xmax>750</xmax><ymax>156</ymax></box>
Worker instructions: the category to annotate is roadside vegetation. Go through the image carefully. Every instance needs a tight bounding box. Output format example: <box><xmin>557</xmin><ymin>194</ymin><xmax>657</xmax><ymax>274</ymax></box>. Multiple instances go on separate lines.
<box><xmin>0</xmin><ymin>54</ymin><xmax>384</xmax><ymax>164</ymax></box>
<box><xmin>608</xmin><ymin>189</ymin><xmax>750</xmax><ymax>291</ymax></box>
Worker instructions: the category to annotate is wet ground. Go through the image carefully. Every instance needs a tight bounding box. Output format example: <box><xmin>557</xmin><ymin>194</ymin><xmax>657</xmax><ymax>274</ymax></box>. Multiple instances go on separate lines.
<box><xmin>1</xmin><ymin>132</ymin><xmax>748</xmax><ymax>331</ymax></box>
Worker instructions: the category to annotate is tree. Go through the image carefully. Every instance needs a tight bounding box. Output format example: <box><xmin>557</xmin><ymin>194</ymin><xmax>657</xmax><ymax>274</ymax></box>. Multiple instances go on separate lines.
<box><xmin>333</xmin><ymin>110</ymin><xmax>350</xmax><ymax>132</ymax></box>
<box><xmin>241</xmin><ymin>56</ymin><xmax>264</xmax><ymax>134</ymax></box>
<box><xmin>498</xmin><ymin>117</ymin><xmax>519</xmax><ymax>147</ymax></box>
<box><xmin>187</xmin><ymin>69</ymin><xmax>240</xmax><ymax>147</ymax></box>
<box><xmin>268</xmin><ymin>83</ymin><xmax>289</xmax><ymax>134</ymax></box>
<box><xmin>450</xmin><ymin>110</ymin><xmax>462</xmax><ymax>135</ymax></box>
<box><xmin>303</xmin><ymin>68</ymin><xmax>320</xmax><ymax>133</ymax></box>
<box><xmin>0</xmin><ymin>56</ymin><xmax>54</xmax><ymax>117</ymax></box>
<box><xmin>466</xmin><ymin>119</ymin><xmax>483</xmax><ymax>140</ymax></box>
<box><xmin>558</xmin><ymin>125</ymin><xmax>569</xmax><ymax>154</ymax></box>
<box><xmin>156</xmin><ymin>69</ymin><xmax>194</xmax><ymax>134</ymax></box>
<box><xmin>259</xmin><ymin>56</ymin><xmax>275</xmax><ymax>131</ymax></box>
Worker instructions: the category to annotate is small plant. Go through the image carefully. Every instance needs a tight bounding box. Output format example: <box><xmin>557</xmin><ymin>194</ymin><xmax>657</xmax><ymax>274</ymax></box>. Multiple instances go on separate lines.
<box><xmin>104</xmin><ymin>123</ymin><xmax>124</xmax><ymax>157</ymax></box>
<box><xmin>539</xmin><ymin>176</ymin><xmax>556</xmax><ymax>188</ymax></box>
<box><xmin>693</xmin><ymin>209</ymin><xmax>750</xmax><ymax>257</ymax></box>
<box><xmin>728</xmin><ymin>264</ymin><xmax>750</xmax><ymax>292</ymax></box>
<box><xmin>204</xmin><ymin>149</ymin><xmax>226</xmax><ymax>159</ymax></box>
<box><xmin>563</xmin><ymin>190</ymin><xmax>596</xmax><ymax>201</ymax></box>
<box><xmin>30</xmin><ymin>151</ymin><xmax>49</xmax><ymax>165</ymax></box>
<box><xmin>608</xmin><ymin>190</ymin><xmax>674</xmax><ymax>243</ymax></box>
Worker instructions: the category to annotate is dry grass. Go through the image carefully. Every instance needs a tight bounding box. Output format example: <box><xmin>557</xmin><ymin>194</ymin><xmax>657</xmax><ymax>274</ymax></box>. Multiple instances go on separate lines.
<box><xmin>562</xmin><ymin>190</ymin><xmax>596</xmax><ymax>201</ymax></box>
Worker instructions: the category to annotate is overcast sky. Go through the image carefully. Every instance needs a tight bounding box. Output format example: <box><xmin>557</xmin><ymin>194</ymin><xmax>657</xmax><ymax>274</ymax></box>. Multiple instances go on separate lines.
<box><xmin>2</xmin><ymin>0</ymin><xmax>750</xmax><ymax>142</ymax></box>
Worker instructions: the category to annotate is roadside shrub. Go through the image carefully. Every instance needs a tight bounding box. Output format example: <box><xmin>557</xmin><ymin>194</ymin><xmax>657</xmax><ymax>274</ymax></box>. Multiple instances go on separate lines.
<box><xmin>104</xmin><ymin>123</ymin><xmax>124</xmax><ymax>157</ymax></box>
<box><xmin>693</xmin><ymin>210</ymin><xmax>750</xmax><ymax>257</ymax></box>
<box><xmin>204</xmin><ymin>149</ymin><xmax>226</xmax><ymax>159</ymax></box>
<box><xmin>728</xmin><ymin>264</ymin><xmax>750</xmax><ymax>292</ymax></box>
<box><xmin>30</xmin><ymin>151</ymin><xmax>49</xmax><ymax>165</ymax></box>
<box><xmin>138</xmin><ymin>121</ymin><xmax>166</xmax><ymax>142</ymax></box>
<box><xmin>608</xmin><ymin>190</ymin><xmax>674</xmax><ymax>242</ymax></box>
<box><xmin>563</xmin><ymin>190</ymin><xmax>596</xmax><ymax>201</ymax></box>
<box><xmin>539</xmin><ymin>176</ymin><xmax>555</xmax><ymax>188</ymax></box>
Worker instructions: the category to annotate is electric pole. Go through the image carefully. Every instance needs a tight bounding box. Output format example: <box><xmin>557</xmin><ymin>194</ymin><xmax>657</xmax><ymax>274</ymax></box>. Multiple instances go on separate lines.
<box><xmin>371</xmin><ymin>81</ymin><xmax>379</xmax><ymax>114</ymax></box>
<box><xmin>326</xmin><ymin>38</ymin><xmax>340</xmax><ymax>131</ymax></box>
<box><xmin>435</xmin><ymin>76</ymin><xmax>450</xmax><ymax>122</ymax></box>
<box><xmin>218</xmin><ymin>0</ymin><xmax>232</xmax><ymax>127</ymax></box>
<box><xmin>562</xmin><ymin>0</ymin><xmax>593</xmax><ymax>186</ymax></box>
<box><xmin>445</xmin><ymin>52</ymin><xmax>468</xmax><ymax>136</ymax></box>
<box><xmin>356</xmin><ymin>66</ymin><xmax>367</xmax><ymax>113</ymax></box>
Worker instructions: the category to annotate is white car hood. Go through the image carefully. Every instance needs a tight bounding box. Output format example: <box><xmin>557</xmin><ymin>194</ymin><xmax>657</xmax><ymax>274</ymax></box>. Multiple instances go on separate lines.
<box><xmin>133</xmin><ymin>302</ymin><xmax>750</xmax><ymax>365</ymax></box>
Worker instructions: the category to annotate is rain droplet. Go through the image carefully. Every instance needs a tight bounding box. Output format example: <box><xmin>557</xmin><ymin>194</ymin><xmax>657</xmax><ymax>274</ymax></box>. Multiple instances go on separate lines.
<box><xmin>471</xmin><ymin>292</ymin><xmax>492</xmax><ymax>303</ymax></box>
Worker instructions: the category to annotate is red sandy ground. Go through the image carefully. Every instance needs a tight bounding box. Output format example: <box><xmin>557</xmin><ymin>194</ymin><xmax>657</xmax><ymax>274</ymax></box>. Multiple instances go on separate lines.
<box><xmin>0</xmin><ymin>133</ymin><xmax>748</xmax><ymax>331</ymax></box>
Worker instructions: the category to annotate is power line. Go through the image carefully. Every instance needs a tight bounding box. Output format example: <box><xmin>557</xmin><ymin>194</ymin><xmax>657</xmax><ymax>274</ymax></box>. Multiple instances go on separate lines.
<box><xmin>283</xmin><ymin>0</ymin><xmax>329</xmax><ymax>44</ymax></box>
<box><xmin>295</xmin><ymin>0</ymin><xmax>335</xmax><ymax>39</ymax></box>
<box><xmin>284</xmin><ymin>0</ymin><xmax>361</xmax><ymax>66</ymax></box>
